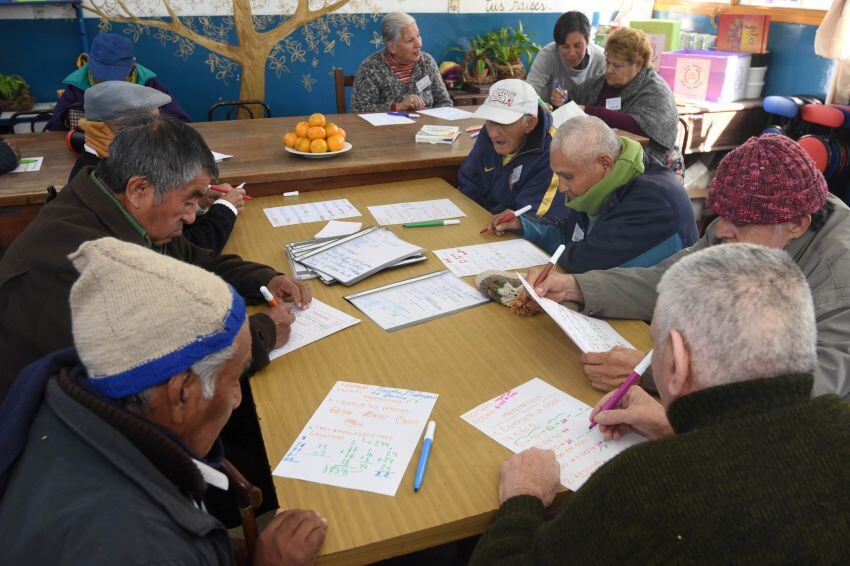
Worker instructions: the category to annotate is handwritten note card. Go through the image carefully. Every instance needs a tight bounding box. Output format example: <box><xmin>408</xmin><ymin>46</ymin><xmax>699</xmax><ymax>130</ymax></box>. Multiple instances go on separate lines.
<box><xmin>518</xmin><ymin>274</ymin><xmax>633</xmax><ymax>353</ymax></box>
<box><xmin>358</xmin><ymin>113</ymin><xmax>415</xmax><ymax>126</ymax></box>
<box><xmin>12</xmin><ymin>157</ymin><xmax>43</xmax><ymax>173</ymax></box>
<box><xmin>268</xmin><ymin>299</ymin><xmax>360</xmax><ymax>360</ymax></box>
<box><xmin>273</xmin><ymin>381</ymin><xmax>438</xmax><ymax>496</ymax></box>
<box><xmin>346</xmin><ymin>270</ymin><xmax>489</xmax><ymax>331</ymax></box>
<box><xmin>368</xmin><ymin>198</ymin><xmax>466</xmax><ymax>225</ymax></box>
<box><xmin>434</xmin><ymin>240</ymin><xmax>551</xmax><ymax>277</ymax></box>
<box><xmin>462</xmin><ymin>378</ymin><xmax>645</xmax><ymax>491</ymax></box>
<box><xmin>263</xmin><ymin>199</ymin><xmax>361</xmax><ymax>227</ymax></box>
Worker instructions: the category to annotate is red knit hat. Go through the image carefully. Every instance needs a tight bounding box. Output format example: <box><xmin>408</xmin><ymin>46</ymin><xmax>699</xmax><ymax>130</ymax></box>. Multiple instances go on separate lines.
<box><xmin>706</xmin><ymin>134</ymin><xmax>828</xmax><ymax>224</ymax></box>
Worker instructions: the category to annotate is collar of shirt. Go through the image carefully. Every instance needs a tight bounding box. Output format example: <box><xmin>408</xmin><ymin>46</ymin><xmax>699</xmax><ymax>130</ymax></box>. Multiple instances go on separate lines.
<box><xmin>90</xmin><ymin>170</ymin><xmax>152</xmax><ymax>248</ymax></box>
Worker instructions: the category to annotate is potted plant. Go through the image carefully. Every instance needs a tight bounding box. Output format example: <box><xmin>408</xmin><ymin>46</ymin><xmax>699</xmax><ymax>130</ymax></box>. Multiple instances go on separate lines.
<box><xmin>447</xmin><ymin>36</ymin><xmax>497</xmax><ymax>86</ymax></box>
<box><xmin>0</xmin><ymin>73</ymin><xmax>34</xmax><ymax>112</ymax></box>
<box><xmin>482</xmin><ymin>21</ymin><xmax>541</xmax><ymax>80</ymax></box>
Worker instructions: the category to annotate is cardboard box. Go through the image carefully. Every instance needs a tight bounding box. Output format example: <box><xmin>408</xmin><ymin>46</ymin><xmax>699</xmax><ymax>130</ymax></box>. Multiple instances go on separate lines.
<box><xmin>659</xmin><ymin>50</ymin><xmax>752</xmax><ymax>103</ymax></box>
<box><xmin>629</xmin><ymin>19</ymin><xmax>681</xmax><ymax>51</ymax></box>
<box><xmin>717</xmin><ymin>14</ymin><xmax>770</xmax><ymax>54</ymax></box>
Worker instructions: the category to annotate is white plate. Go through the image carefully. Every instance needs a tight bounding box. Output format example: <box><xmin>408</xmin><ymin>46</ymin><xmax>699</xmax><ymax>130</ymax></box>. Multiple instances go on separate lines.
<box><xmin>285</xmin><ymin>141</ymin><xmax>352</xmax><ymax>159</ymax></box>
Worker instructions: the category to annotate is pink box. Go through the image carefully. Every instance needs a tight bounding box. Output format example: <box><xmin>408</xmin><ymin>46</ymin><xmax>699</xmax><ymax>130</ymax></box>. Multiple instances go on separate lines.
<box><xmin>659</xmin><ymin>50</ymin><xmax>751</xmax><ymax>103</ymax></box>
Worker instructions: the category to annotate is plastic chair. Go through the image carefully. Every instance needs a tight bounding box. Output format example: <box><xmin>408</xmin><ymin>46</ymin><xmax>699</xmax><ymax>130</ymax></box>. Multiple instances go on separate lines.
<box><xmin>797</xmin><ymin>135</ymin><xmax>829</xmax><ymax>173</ymax></box>
<box><xmin>333</xmin><ymin>68</ymin><xmax>355</xmax><ymax>114</ymax></box>
<box><xmin>207</xmin><ymin>100</ymin><xmax>271</xmax><ymax>121</ymax></box>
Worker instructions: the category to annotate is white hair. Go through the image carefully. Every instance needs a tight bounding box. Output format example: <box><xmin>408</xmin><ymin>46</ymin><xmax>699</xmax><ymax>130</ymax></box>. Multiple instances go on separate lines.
<box><xmin>653</xmin><ymin>244</ymin><xmax>817</xmax><ymax>388</ymax></box>
<box><xmin>551</xmin><ymin>115</ymin><xmax>621</xmax><ymax>163</ymax></box>
<box><xmin>382</xmin><ymin>12</ymin><xmax>416</xmax><ymax>44</ymax></box>
<box><xmin>122</xmin><ymin>343</ymin><xmax>235</xmax><ymax>412</ymax></box>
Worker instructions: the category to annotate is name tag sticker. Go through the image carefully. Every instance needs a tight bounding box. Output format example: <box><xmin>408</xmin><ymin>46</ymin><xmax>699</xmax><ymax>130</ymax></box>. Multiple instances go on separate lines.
<box><xmin>416</xmin><ymin>75</ymin><xmax>432</xmax><ymax>92</ymax></box>
<box><xmin>572</xmin><ymin>224</ymin><xmax>585</xmax><ymax>242</ymax></box>
<box><xmin>510</xmin><ymin>165</ymin><xmax>523</xmax><ymax>185</ymax></box>
<box><xmin>605</xmin><ymin>97</ymin><xmax>622</xmax><ymax>110</ymax></box>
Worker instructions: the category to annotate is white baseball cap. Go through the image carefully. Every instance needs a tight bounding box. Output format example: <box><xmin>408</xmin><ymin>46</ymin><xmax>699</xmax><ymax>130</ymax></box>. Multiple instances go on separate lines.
<box><xmin>473</xmin><ymin>79</ymin><xmax>540</xmax><ymax>124</ymax></box>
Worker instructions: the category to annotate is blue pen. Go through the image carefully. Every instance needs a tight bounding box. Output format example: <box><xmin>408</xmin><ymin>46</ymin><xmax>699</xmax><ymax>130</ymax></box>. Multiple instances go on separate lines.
<box><xmin>413</xmin><ymin>421</ymin><xmax>436</xmax><ymax>492</ymax></box>
<box><xmin>388</xmin><ymin>111</ymin><xmax>410</xmax><ymax>117</ymax></box>
<box><xmin>554</xmin><ymin>80</ymin><xmax>567</xmax><ymax>98</ymax></box>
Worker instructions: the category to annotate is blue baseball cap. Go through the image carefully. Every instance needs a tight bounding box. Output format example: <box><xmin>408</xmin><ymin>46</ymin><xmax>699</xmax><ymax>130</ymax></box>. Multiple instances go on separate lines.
<box><xmin>89</xmin><ymin>33</ymin><xmax>135</xmax><ymax>82</ymax></box>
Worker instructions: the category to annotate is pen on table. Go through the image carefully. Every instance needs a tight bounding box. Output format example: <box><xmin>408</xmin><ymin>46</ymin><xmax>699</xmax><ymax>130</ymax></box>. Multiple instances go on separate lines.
<box><xmin>209</xmin><ymin>184</ymin><xmax>253</xmax><ymax>200</ymax></box>
<box><xmin>470</xmin><ymin>132</ymin><xmax>480</xmax><ymax>139</ymax></box>
<box><xmin>466</xmin><ymin>125</ymin><xmax>483</xmax><ymax>133</ymax></box>
<box><xmin>259</xmin><ymin>285</ymin><xmax>278</xmax><ymax>308</ymax></box>
<box><xmin>531</xmin><ymin>243</ymin><xmax>566</xmax><ymax>289</ymax></box>
<box><xmin>283</xmin><ymin>191</ymin><xmax>299</xmax><ymax>197</ymax></box>
<box><xmin>19</xmin><ymin>158</ymin><xmax>38</xmax><ymax>164</ymax></box>
<box><xmin>589</xmin><ymin>350</ymin><xmax>654</xmax><ymax>429</ymax></box>
<box><xmin>403</xmin><ymin>219</ymin><xmax>461</xmax><ymax>228</ymax></box>
<box><xmin>414</xmin><ymin>421</ymin><xmax>436</xmax><ymax>492</ymax></box>
<box><xmin>480</xmin><ymin>204</ymin><xmax>533</xmax><ymax>233</ymax></box>
<box><xmin>388</xmin><ymin>111</ymin><xmax>419</xmax><ymax>118</ymax></box>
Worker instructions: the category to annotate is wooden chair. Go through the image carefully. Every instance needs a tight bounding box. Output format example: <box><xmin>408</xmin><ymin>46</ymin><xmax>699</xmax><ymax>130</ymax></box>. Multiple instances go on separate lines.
<box><xmin>208</xmin><ymin>100</ymin><xmax>272</xmax><ymax>121</ymax></box>
<box><xmin>333</xmin><ymin>69</ymin><xmax>355</xmax><ymax>114</ymax></box>
<box><xmin>222</xmin><ymin>459</ymin><xmax>263</xmax><ymax>564</ymax></box>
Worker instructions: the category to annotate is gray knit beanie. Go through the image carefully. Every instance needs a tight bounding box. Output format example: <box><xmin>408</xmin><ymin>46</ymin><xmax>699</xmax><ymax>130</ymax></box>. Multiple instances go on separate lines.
<box><xmin>68</xmin><ymin>237</ymin><xmax>246</xmax><ymax>399</ymax></box>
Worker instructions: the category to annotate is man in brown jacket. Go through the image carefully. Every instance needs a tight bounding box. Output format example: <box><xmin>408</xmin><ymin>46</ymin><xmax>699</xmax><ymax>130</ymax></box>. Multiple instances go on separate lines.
<box><xmin>525</xmin><ymin>134</ymin><xmax>850</xmax><ymax>400</ymax></box>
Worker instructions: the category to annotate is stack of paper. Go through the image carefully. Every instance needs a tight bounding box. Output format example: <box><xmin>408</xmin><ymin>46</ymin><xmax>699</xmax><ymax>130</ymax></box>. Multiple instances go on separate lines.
<box><xmin>415</xmin><ymin>125</ymin><xmax>460</xmax><ymax>144</ymax></box>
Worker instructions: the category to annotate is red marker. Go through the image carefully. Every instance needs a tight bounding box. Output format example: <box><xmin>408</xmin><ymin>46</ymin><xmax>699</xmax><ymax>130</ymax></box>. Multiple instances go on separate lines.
<box><xmin>531</xmin><ymin>244</ymin><xmax>566</xmax><ymax>289</ymax></box>
<box><xmin>480</xmin><ymin>204</ymin><xmax>533</xmax><ymax>234</ymax></box>
<box><xmin>209</xmin><ymin>183</ymin><xmax>252</xmax><ymax>200</ymax></box>
<box><xmin>260</xmin><ymin>285</ymin><xmax>278</xmax><ymax>307</ymax></box>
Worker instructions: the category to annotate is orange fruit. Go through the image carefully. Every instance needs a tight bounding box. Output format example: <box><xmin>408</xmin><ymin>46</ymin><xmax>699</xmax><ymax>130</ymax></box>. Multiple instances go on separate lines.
<box><xmin>308</xmin><ymin>113</ymin><xmax>326</xmax><ymax>127</ymax></box>
<box><xmin>307</xmin><ymin>126</ymin><xmax>326</xmax><ymax>140</ymax></box>
<box><xmin>294</xmin><ymin>137</ymin><xmax>311</xmax><ymax>152</ymax></box>
<box><xmin>326</xmin><ymin>134</ymin><xmax>345</xmax><ymax>152</ymax></box>
<box><xmin>282</xmin><ymin>132</ymin><xmax>297</xmax><ymax>148</ymax></box>
<box><xmin>309</xmin><ymin>138</ymin><xmax>328</xmax><ymax>153</ymax></box>
<box><xmin>324</xmin><ymin>122</ymin><xmax>340</xmax><ymax>137</ymax></box>
<box><xmin>295</xmin><ymin>121</ymin><xmax>309</xmax><ymax>138</ymax></box>
<box><xmin>336</xmin><ymin>127</ymin><xmax>346</xmax><ymax>140</ymax></box>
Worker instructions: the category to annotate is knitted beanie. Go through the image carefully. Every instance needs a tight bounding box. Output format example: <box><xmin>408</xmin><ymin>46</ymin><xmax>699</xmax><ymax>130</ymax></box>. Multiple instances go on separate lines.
<box><xmin>706</xmin><ymin>134</ymin><xmax>828</xmax><ymax>224</ymax></box>
<box><xmin>68</xmin><ymin>237</ymin><xmax>246</xmax><ymax>399</ymax></box>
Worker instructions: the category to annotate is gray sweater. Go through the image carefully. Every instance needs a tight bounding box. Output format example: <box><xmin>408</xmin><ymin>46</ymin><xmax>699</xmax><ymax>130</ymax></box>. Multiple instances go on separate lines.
<box><xmin>351</xmin><ymin>50</ymin><xmax>453</xmax><ymax>113</ymax></box>
<box><xmin>526</xmin><ymin>42</ymin><xmax>606</xmax><ymax>103</ymax></box>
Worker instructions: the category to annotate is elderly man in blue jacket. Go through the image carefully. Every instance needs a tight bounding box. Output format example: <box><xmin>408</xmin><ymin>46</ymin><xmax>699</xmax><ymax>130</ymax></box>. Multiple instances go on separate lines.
<box><xmin>458</xmin><ymin>79</ymin><xmax>570</xmax><ymax>220</ymax></box>
<box><xmin>485</xmin><ymin>115</ymin><xmax>697</xmax><ymax>273</ymax></box>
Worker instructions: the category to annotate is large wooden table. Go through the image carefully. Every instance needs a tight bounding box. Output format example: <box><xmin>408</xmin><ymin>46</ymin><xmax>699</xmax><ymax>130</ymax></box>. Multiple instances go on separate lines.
<box><xmin>224</xmin><ymin>178</ymin><xmax>652</xmax><ymax>564</ymax></box>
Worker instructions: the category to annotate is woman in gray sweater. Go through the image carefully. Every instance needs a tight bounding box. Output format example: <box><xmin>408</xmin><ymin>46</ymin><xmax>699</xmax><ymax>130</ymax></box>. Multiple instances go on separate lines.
<box><xmin>526</xmin><ymin>11</ymin><xmax>606</xmax><ymax>107</ymax></box>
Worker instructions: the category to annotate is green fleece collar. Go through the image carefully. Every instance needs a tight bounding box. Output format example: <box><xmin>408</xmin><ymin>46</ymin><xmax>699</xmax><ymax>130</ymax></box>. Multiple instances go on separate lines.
<box><xmin>63</xmin><ymin>63</ymin><xmax>157</xmax><ymax>91</ymax></box>
<box><xmin>566</xmin><ymin>136</ymin><xmax>644</xmax><ymax>220</ymax></box>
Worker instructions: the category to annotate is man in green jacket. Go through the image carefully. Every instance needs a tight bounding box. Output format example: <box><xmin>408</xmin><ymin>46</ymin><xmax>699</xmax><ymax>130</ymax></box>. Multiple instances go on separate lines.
<box><xmin>526</xmin><ymin>134</ymin><xmax>850</xmax><ymax>400</ymax></box>
<box><xmin>472</xmin><ymin>243</ymin><xmax>850</xmax><ymax>564</ymax></box>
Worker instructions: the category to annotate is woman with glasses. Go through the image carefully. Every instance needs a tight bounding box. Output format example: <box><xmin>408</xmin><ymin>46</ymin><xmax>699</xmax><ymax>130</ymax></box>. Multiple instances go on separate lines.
<box><xmin>569</xmin><ymin>28</ymin><xmax>683</xmax><ymax>178</ymax></box>
<box><xmin>526</xmin><ymin>11</ymin><xmax>606</xmax><ymax>108</ymax></box>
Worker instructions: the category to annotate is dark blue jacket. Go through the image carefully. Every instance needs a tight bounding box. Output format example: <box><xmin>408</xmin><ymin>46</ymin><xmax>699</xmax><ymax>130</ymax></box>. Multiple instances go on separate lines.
<box><xmin>520</xmin><ymin>158</ymin><xmax>698</xmax><ymax>274</ymax></box>
<box><xmin>0</xmin><ymin>139</ymin><xmax>18</xmax><ymax>175</ymax></box>
<box><xmin>458</xmin><ymin>105</ymin><xmax>572</xmax><ymax>221</ymax></box>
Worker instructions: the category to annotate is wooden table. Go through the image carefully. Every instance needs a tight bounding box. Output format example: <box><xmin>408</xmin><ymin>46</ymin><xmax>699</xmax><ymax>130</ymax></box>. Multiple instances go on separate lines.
<box><xmin>675</xmin><ymin>97</ymin><xmax>768</xmax><ymax>156</ymax></box>
<box><xmin>224</xmin><ymin>178</ymin><xmax>652</xmax><ymax>564</ymax></box>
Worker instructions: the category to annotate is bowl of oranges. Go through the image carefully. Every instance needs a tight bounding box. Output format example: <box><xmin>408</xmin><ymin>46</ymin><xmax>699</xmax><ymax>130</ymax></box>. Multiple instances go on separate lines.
<box><xmin>283</xmin><ymin>113</ymin><xmax>351</xmax><ymax>158</ymax></box>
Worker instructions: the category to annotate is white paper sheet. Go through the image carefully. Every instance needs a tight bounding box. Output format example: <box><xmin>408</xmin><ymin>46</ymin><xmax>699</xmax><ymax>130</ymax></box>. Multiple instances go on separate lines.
<box><xmin>211</xmin><ymin>151</ymin><xmax>232</xmax><ymax>162</ymax></box>
<box><xmin>314</xmin><ymin>220</ymin><xmax>363</xmax><ymax>239</ymax></box>
<box><xmin>273</xmin><ymin>381</ymin><xmax>438</xmax><ymax>496</ymax></box>
<box><xmin>551</xmin><ymin>101</ymin><xmax>586</xmax><ymax>129</ymax></box>
<box><xmin>433</xmin><ymin>240</ymin><xmax>551</xmax><ymax>277</ymax></box>
<box><xmin>518</xmin><ymin>274</ymin><xmax>633</xmax><ymax>353</ymax></box>
<box><xmin>347</xmin><ymin>270</ymin><xmax>489</xmax><ymax>331</ymax></box>
<box><xmin>263</xmin><ymin>199</ymin><xmax>361</xmax><ymax>227</ymax></box>
<box><xmin>358</xmin><ymin>113</ymin><xmax>416</xmax><ymax>126</ymax></box>
<box><xmin>418</xmin><ymin>107</ymin><xmax>477</xmax><ymax>120</ymax></box>
<box><xmin>268</xmin><ymin>299</ymin><xmax>361</xmax><ymax>360</ymax></box>
<box><xmin>12</xmin><ymin>157</ymin><xmax>43</xmax><ymax>173</ymax></box>
<box><xmin>462</xmin><ymin>378</ymin><xmax>645</xmax><ymax>491</ymax></box>
<box><xmin>367</xmin><ymin>198</ymin><xmax>466</xmax><ymax>225</ymax></box>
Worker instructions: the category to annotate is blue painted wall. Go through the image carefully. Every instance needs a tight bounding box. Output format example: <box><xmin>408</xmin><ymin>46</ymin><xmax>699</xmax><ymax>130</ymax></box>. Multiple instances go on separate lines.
<box><xmin>654</xmin><ymin>10</ymin><xmax>834</xmax><ymax>99</ymax></box>
<box><xmin>0</xmin><ymin>10</ymin><xmax>834</xmax><ymax>122</ymax></box>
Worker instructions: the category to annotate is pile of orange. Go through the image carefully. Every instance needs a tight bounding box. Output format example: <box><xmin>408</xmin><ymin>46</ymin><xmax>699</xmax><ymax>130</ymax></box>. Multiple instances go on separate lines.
<box><xmin>283</xmin><ymin>113</ymin><xmax>347</xmax><ymax>153</ymax></box>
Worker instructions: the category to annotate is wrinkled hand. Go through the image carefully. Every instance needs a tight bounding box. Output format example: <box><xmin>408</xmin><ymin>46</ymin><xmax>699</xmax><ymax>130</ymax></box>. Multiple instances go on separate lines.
<box><xmin>266</xmin><ymin>274</ymin><xmax>312</xmax><ymax>309</ymax></box>
<box><xmin>590</xmin><ymin>386</ymin><xmax>673</xmax><ymax>441</ymax></box>
<box><xmin>267</xmin><ymin>303</ymin><xmax>295</xmax><ymax>348</ymax></box>
<box><xmin>519</xmin><ymin>269</ymin><xmax>583</xmax><ymax>307</ymax></box>
<box><xmin>499</xmin><ymin>448</ymin><xmax>560</xmax><ymax>507</ymax></box>
<box><xmin>581</xmin><ymin>346</ymin><xmax>646</xmax><ymax>392</ymax></box>
<box><xmin>483</xmin><ymin>211</ymin><xmax>522</xmax><ymax>235</ymax></box>
<box><xmin>551</xmin><ymin>88</ymin><xmax>567</xmax><ymax>107</ymax></box>
<box><xmin>253</xmin><ymin>509</ymin><xmax>328</xmax><ymax>566</ymax></box>
<box><xmin>398</xmin><ymin>94</ymin><xmax>425</xmax><ymax>111</ymax></box>
<box><xmin>218</xmin><ymin>185</ymin><xmax>246</xmax><ymax>213</ymax></box>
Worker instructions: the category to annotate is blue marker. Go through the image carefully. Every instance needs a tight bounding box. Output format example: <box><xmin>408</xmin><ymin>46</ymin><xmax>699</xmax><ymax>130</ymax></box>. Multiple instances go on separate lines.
<box><xmin>413</xmin><ymin>421</ymin><xmax>436</xmax><ymax>492</ymax></box>
<box><xmin>554</xmin><ymin>80</ymin><xmax>567</xmax><ymax>99</ymax></box>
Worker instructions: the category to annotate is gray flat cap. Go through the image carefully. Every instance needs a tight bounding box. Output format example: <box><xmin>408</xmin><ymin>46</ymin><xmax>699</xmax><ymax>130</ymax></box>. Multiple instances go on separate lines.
<box><xmin>84</xmin><ymin>81</ymin><xmax>172</xmax><ymax>121</ymax></box>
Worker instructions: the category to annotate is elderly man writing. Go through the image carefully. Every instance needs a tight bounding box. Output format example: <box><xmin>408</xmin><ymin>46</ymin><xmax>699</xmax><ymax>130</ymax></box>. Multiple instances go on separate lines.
<box><xmin>0</xmin><ymin>238</ymin><xmax>326</xmax><ymax>564</ymax></box>
<box><xmin>526</xmin><ymin>134</ymin><xmax>850</xmax><ymax>399</ymax></box>
<box><xmin>459</xmin><ymin>79</ymin><xmax>570</xmax><ymax>220</ymax></box>
<box><xmin>471</xmin><ymin>244</ymin><xmax>850</xmax><ymax>563</ymax></box>
<box><xmin>486</xmin><ymin>115</ymin><xmax>697</xmax><ymax>271</ymax></box>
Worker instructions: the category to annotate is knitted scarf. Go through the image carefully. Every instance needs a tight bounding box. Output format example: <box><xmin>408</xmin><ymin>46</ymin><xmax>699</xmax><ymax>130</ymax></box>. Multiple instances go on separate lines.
<box><xmin>78</xmin><ymin>118</ymin><xmax>114</xmax><ymax>157</ymax></box>
<box><xmin>566</xmin><ymin>136</ymin><xmax>644</xmax><ymax>220</ymax></box>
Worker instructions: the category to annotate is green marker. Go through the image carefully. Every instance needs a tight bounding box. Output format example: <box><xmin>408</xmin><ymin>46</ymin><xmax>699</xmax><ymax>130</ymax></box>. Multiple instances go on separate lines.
<box><xmin>403</xmin><ymin>219</ymin><xmax>461</xmax><ymax>228</ymax></box>
<box><xmin>19</xmin><ymin>158</ymin><xmax>38</xmax><ymax>164</ymax></box>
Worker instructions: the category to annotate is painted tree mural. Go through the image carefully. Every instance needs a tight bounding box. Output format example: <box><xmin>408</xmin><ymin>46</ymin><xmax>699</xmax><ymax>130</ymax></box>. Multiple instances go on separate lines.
<box><xmin>84</xmin><ymin>0</ymin><xmax>380</xmax><ymax>101</ymax></box>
